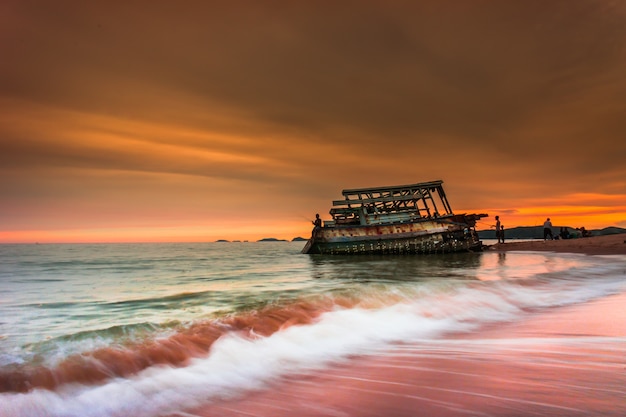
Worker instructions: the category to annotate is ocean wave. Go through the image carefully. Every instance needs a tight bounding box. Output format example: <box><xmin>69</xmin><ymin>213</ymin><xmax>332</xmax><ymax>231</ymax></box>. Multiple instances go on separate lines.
<box><xmin>2</xmin><ymin>263</ymin><xmax>625</xmax><ymax>417</ymax></box>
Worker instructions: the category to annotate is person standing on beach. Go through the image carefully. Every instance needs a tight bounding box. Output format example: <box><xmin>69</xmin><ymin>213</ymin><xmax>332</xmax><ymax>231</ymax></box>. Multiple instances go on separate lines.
<box><xmin>543</xmin><ymin>218</ymin><xmax>554</xmax><ymax>240</ymax></box>
<box><xmin>495</xmin><ymin>216</ymin><xmax>503</xmax><ymax>243</ymax></box>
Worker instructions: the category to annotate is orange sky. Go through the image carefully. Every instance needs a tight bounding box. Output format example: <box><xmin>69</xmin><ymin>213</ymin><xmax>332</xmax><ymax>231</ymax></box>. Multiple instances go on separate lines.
<box><xmin>1</xmin><ymin>1</ymin><xmax>626</xmax><ymax>243</ymax></box>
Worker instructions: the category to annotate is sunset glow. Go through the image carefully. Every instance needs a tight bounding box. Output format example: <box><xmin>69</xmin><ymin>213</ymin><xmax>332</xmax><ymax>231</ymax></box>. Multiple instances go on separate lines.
<box><xmin>1</xmin><ymin>1</ymin><xmax>625</xmax><ymax>243</ymax></box>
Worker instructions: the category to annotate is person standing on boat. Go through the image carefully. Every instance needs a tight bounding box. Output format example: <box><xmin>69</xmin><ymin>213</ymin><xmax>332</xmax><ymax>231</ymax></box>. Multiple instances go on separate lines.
<box><xmin>311</xmin><ymin>213</ymin><xmax>322</xmax><ymax>238</ymax></box>
<box><xmin>543</xmin><ymin>218</ymin><xmax>554</xmax><ymax>240</ymax></box>
<box><xmin>312</xmin><ymin>214</ymin><xmax>322</xmax><ymax>228</ymax></box>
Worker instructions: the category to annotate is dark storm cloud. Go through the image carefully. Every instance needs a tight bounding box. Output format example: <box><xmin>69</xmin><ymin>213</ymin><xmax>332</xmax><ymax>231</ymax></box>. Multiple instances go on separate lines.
<box><xmin>4</xmin><ymin>1</ymin><xmax>625</xmax><ymax>138</ymax></box>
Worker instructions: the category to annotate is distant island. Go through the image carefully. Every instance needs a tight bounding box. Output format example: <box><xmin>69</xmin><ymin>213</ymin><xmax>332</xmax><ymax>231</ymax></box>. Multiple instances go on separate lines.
<box><xmin>214</xmin><ymin>238</ymin><xmax>307</xmax><ymax>243</ymax></box>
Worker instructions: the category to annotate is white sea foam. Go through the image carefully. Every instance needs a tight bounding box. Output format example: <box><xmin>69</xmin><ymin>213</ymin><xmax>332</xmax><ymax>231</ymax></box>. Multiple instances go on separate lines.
<box><xmin>3</xmin><ymin>258</ymin><xmax>625</xmax><ymax>417</ymax></box>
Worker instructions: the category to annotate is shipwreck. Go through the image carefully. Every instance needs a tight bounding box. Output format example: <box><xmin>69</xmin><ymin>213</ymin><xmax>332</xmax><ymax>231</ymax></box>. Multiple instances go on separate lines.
<box><xmin>302</xmin><ymin>180</ymin><xmax>488</xmax><ymax>255</ymax></box>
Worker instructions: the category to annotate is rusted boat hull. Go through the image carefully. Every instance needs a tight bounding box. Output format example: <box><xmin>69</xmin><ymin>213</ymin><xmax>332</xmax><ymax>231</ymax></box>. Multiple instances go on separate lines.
<box><xmin>302</xmin><ymin>216</ymin><xmax>483</xmax><ymax>255</ymax></box>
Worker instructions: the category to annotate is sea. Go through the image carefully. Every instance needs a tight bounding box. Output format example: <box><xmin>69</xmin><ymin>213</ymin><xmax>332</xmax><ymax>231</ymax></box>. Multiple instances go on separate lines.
<box><xmin>0</xmin><ymin>242</ymin><xmax>624</xmax><ymax>417</ymax></box>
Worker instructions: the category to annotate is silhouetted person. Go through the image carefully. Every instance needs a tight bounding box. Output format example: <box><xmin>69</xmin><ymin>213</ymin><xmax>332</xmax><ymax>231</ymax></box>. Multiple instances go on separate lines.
<box><xmin>560</xmin><ymin>227</ymin><xmax>570</xmax><ymax>239</ymax></box>
<box><xmin>312</xmin><ymin>213</ymin><xmax>322</xmax><ymax>228</ymax></box>
<box><xmin>500</xmin><ymin>225</ymin><xmax>505</xmax><ymax>243</ymax></box>
<box><xmin>494</xmin><ymin>215</ymin><xmax>503</xmax><ymax>243</ymax></box>
<box><xmin>543</xmin><ymin>218</ymin><xmax>553</xmax><ymax>240</ymax></box>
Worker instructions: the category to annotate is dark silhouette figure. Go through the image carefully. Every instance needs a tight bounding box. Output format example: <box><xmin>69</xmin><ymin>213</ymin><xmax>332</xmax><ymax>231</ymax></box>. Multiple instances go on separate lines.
<box><xmin>543</xmin><ymin>218</ymin><xmax>553</xmax><ymax>240</ymax></box>
<box><xmin>494</xmin><ymin>215</ymin><xmax>504</xmax><ymax>243</ymax></box>
<box><xmin>312</xmin><ymin>213</ymin><xmax>322</xmax><ymax>228</ymax></box>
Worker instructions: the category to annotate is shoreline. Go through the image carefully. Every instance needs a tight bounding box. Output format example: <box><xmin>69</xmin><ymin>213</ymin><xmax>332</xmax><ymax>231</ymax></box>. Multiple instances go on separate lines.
<box><xmin>485</xmin><ymin>232</ymin><xmax>626</xmax><ymax>255</ymax></box>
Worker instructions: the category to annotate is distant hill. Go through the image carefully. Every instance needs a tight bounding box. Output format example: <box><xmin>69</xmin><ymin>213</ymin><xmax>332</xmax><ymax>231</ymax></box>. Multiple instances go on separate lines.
<box><xmin>478</xmin><ymin>226</ymin><xmax>626</xmax><ymax>240</ymax></box>
<box><xmin>598</xmin><ymin>226</ymin><xmax>626</xmax><ymax>235</ymax></box>
<box><xmin>257</xmin><ymin>238</ymin><xmax>288</xmax><ymax>242</ymax></box>
<box><xmin>291</xmin><ymin>237</ymin><xmax>308</xmax><ymax>242</ymax></box>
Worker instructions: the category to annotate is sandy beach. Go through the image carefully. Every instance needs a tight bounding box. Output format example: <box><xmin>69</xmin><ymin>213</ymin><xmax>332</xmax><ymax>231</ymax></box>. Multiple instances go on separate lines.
<box><xmin>487</xmin><ymin>232</ymin><xmax>626</xmax><ymax>255</ymax></box>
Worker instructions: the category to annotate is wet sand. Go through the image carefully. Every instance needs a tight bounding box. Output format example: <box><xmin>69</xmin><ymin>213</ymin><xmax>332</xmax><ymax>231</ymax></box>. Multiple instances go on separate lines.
<box><xmin>488</xmin><ymin>233</ymin><xmax>626</xmax><ymax>255</ymax></box>
<box><xmin>165</xmin><ymin>241</ymin><xmax>626</xmax><ymax>417</ymax></box>
<box><xmin>180</xmin><ymin>287</ymin><xmax>626</xmax><ymax>417</ymax></box>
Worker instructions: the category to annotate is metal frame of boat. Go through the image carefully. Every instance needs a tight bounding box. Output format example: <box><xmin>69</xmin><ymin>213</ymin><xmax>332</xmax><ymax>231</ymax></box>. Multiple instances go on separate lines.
<box><xmin>302</xmin><ymin>180</ymin><xmax>488</xmax><ymax>255</ymax></box>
